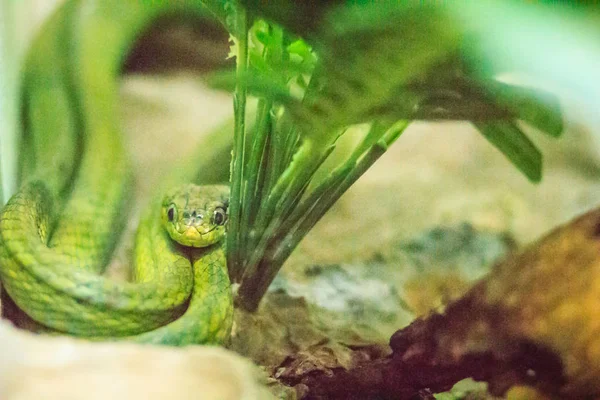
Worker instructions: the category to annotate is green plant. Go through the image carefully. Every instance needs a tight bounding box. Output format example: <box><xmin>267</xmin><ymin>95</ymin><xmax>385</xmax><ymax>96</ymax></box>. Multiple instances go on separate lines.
<box><xmin>211</xmin><ymin>2</ymin><xmax>563</xmax><ymax>311</ymax></box>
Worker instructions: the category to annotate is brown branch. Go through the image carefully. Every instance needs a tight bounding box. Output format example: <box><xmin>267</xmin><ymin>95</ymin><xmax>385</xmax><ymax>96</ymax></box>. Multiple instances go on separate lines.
<box><xmin>291</xmin><ymin>206</ymin><xmax>600</xmax><ymax>399</ymax></box>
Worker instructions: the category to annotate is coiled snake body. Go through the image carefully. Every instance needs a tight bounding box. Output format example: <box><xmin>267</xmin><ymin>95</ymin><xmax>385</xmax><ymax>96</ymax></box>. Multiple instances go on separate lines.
<box><xmin>0</xmin><ymin>0</ymin><xmax>233</xmax><ymax>345</ymax></box>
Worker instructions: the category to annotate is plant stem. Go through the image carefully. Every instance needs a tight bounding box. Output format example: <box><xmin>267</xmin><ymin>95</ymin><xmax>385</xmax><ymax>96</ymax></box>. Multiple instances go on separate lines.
<box><xmin>226</xmin><ymin>5</ymin><xmax>249</xmax><ymax>282</ymax></box>
<box><xmin>236</xmin><ymin>120</ymin><xmax>409</xmax><ymax>311</ymax></box>
<box><xmin>237</xmin><ymin>97</ymin><xmax>271</xmax><ymax>277</ymax></box>
<box><xmin>238</xmin><ymin>140</ymin><xmax>318</xmax><ymax>282</ymax></box>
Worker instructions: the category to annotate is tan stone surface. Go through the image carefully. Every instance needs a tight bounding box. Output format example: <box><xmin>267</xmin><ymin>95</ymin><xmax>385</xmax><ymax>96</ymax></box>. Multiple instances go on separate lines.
<box><xmin>0</xmin><ymin>321</ymin><xmax>273</xmax><ymax>400</ymax></box>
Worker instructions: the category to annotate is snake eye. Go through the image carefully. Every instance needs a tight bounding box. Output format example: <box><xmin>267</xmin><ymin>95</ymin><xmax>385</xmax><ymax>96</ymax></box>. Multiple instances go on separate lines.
<box><xmin>167</xmin><ymin>205</ymin><xmax>176</xmax><ymax>222</ymax></box>
<box><xmin>213</xmin><ymin>208</ymin><xmax>227</xmax><ymax>226</ymax></box>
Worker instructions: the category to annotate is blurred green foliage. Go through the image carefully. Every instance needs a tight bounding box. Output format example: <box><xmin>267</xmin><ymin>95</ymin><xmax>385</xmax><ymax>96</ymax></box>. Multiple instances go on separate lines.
<box><xmin>218</xmin><ymin>1</ymin><xmax>567</xmax><ymax>310</ymax></box>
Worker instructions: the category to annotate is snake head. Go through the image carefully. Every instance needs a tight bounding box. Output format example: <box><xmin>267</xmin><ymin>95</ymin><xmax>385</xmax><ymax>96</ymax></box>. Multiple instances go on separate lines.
<box><xmin>161</xmin><ymin>184</ymin><xmax>229</xmax><ymax>248</ymax></box>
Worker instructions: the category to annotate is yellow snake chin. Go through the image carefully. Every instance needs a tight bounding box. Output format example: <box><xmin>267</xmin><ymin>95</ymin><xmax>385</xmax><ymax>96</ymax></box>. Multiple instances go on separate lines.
<box><xmin>161</xmin><ymin>184</ymin><xmax>229</xmax><ymax>248</ymax></box>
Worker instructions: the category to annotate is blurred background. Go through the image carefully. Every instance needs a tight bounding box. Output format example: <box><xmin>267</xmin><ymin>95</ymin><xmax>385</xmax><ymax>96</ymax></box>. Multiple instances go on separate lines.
<box><xmin>1</xmin><ymin>0</ymin><xmax>600</xmax><ymax>267</ymax></box>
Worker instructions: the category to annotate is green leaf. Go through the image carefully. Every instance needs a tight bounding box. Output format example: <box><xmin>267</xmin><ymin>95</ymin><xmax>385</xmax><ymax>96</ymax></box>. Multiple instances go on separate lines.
<box><xmin>206</xmin><ymin>69</ymin><xmax>296</xmax><ymax>103</ymax></box>
<box><xmin>486</xmin><ymin>82</ymin><xmax>563</xmax><ymax>138</ymax></box>
<box><xmin>473</xmin><ymin>121</ymin><xmax>542</xmax><ymax>182</ymax></box>
<box><xmin>291</xmin><ymin>5</ymin><xmax>461</xmax><ymax>144</ymax></box>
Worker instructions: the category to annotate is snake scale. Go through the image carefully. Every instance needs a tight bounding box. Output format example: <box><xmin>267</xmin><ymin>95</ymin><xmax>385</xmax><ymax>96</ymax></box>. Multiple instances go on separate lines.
<box><xmin>0</xmin><ymin>0</ymin><xmax>233</xmax><ymax>345</ymax></box>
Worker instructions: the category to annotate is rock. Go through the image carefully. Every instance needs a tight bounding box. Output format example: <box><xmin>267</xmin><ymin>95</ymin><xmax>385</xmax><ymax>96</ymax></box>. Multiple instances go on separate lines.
<box><xmin>270</xmin><ymin>263</ymin><xmax>414</xmax><ymax>340</ymax></box>
<box><xmin>0</xmin><ymin>321</ymin><xmax>273</xmax><ymax>400</ymax></box>
<box><xmin>396</xmin><ymin>223</ymin><xmax>514</xmax><ymax>315</ymax></box>
<box><xmin>388</xmin><ymin>207</ymin><xmax>600</xmax><ymax>398</ymax></box>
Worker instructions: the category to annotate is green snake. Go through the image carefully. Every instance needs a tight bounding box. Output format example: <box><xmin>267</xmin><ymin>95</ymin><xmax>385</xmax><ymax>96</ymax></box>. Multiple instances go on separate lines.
<box><xmin>0</xmin><ymin>0</ymin><xmax>233</xmax><ymax>345</ymax></box>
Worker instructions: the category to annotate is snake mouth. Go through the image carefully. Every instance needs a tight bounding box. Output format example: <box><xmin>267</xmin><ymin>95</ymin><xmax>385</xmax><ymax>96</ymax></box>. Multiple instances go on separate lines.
<box><xmin>202</xmin><ymin>226</ymin><xmax>217</xmax><ymax>235</ymax></box>
<box><xmin>181</xmin><ymin>225</ymin><xmax>216</xmax><ymax>236</ymax></box>
<box><xmin>174</xmin><ymin>225</ymin><xmax>219</xmax><ymax>248</ymax></box>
